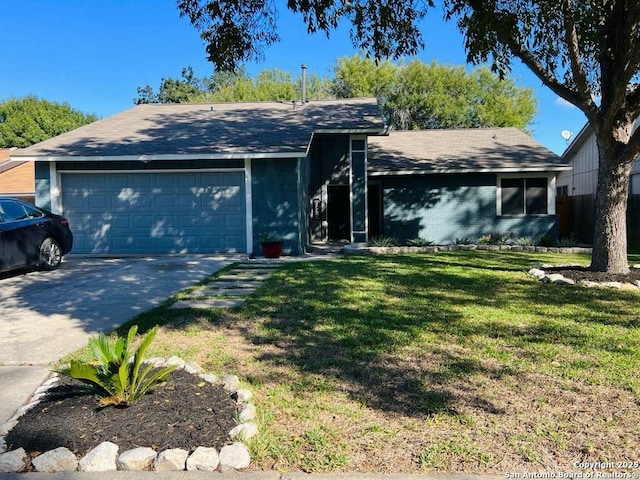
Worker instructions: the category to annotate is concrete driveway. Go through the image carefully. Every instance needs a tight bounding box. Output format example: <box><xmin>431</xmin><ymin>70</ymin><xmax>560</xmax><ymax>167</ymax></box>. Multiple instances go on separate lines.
<box><xmin>0</xmin><ymin>254</ymin><xmax>239</xmax><ymax>425</ymax></box>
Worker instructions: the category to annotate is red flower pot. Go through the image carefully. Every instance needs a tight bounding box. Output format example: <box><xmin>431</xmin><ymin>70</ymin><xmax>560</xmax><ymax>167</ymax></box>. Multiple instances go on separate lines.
<box><xmin>261</xmin><ymin>241</ymin><xmax>283</xmax><ymax>258</ymax></box>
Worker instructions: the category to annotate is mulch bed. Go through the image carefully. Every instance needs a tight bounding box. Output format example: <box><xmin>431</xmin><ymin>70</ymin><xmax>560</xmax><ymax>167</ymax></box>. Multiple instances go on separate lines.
<box><xmin>543</xmin><ymin>265</ymin><xmax>640</xmax><ymax>284</ymax></box>
<box><xmin>4</xmin><ymin>369</ymin><xmax>238</xmax><ymax>459</ymax></box>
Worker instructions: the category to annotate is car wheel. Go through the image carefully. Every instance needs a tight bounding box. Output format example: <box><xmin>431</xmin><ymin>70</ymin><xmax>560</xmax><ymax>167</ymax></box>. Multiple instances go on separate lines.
<box><xmin>39</xmin><ymin>238</ymin><xmax>62</xmax><ymax>270</ymax></box>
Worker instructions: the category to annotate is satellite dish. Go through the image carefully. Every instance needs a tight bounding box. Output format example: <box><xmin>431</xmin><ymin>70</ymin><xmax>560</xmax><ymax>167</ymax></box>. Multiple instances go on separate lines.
<box><xmin>561</xmin><ymin>130</ymin><xmax>573</xmax><ymax>140</ymax></box>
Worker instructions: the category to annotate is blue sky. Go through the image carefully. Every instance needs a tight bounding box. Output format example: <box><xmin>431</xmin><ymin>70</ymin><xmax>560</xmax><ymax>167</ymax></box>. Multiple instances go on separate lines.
<box><xmin>0</xmin><ymin>0</ymin><xmax>586</xmax><ymax>154</ymax></box>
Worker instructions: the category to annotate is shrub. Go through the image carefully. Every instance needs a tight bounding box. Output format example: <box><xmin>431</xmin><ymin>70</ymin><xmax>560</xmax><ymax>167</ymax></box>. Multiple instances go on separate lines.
<box><xmin>478</xmin><ymin>232</ymin><xmax>511</xmax><ymax>245</ymax></box>
<box><xmin>558</xmin><ymin>233</ymin><xmax>578</xmax><ymax>247</ymax></box>
<box><xmin>61</xmin><ymin>325</ymin><xmax>176</xmax><ymax>407</ymax></box>
<box><xmin>515</xmin><ymin>236</ymin><xmax>535</xmax><ymax>246</ymax></box>
<box><xmin>454</xmin><ymin>237</ymin><xmax>474</xmax><ymax>245</ymax></box>
<box><xmin>537</xmin><ymin>235</ymin><xmax>559</xmax><ymax>247</ymax></box>
<box><xmin>407</xmin><ymin>237</ymin><xmax>434</xmax><ymax>247</ymax></box>
<box><xmin>368</xmin><ymin>236</ymin><xmax>398</xmax><ymax>247</ymax></box>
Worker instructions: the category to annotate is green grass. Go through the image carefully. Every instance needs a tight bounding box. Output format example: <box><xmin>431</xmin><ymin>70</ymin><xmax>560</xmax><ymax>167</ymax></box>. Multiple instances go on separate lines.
<box><xmin>62</xmin><ymin>250</ymin><xmax>640</xmax><ymax>473</ymax></box>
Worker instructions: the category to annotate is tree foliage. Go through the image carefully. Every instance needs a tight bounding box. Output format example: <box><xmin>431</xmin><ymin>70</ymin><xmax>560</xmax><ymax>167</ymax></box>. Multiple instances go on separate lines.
<box><xmin>332</xmin><ymin>55</ymin><xmax>536</xmax><ymax>131</ymax></box>
<box><xmin>136</xmin><ymin>56</ymin><xmax>536</xmax><ymax>131</ymax></box>
<box><xmin>135</xmin><ymin>66</ymin><xmax>332</xmax><ymax>104</ymax></box>
<box><xmin>177</xmin><ymin>0</ymin><xmax>432</xmax><ymax>72</ymax></box>
<box><xmin>0</xmin><ymin>96</ymin><xmax>98</xmax><ymax>148</ymax></box>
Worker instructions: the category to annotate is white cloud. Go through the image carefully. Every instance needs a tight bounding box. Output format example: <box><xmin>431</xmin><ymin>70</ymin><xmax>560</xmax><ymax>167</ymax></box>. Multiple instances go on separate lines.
<box><xmin>555</xmin><ymin>97</ymin><xmax>577</xmax><ymax>109</ymax></box>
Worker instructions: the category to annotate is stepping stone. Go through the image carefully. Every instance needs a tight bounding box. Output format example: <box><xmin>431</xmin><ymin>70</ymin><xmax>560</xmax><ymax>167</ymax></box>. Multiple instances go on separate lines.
<box><xmin>206</xmin><ymin>281</ymin><xmax>262</xmax><ymax>288</ymax></box>
<box><xmin>218</xmin><ymin>274</ymin><xmax>272</xmax><ymax>281</ymax></box>
<box><xmin>228</xmin><ymin>268</ymin><xmax>275</xmax><ymax>275</ymax></box>
<box><xmin>234</xmin><ymin>263</ymin><xmax>281</xmax><ymax>269</ymax></box>
<box><xmin>188</xmin><ymin>288</ymin><xmax>256</xmax><ymax>297</ymax></box>
<box><xmin>170</xmin><ymin>298</ymin><xmax>245</xmax><ymax>309</ymax></box>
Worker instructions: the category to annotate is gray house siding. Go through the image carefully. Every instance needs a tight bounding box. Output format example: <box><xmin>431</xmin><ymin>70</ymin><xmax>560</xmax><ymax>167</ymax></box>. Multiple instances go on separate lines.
<box><xmin>251</xmin><ymin>158</ymin><xmax>306</xmax><ymax>255</ymax></box>
<box><xmin>379</xmin><ymin>174</ymin><xmax>558</xmax><ymax>244</ymax></box>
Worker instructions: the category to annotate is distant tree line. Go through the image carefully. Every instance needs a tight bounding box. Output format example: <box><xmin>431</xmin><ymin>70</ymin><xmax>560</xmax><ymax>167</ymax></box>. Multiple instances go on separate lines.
<box><xmin>134</xmin><ymin>55</ymin><xmax>537</xmax><ymax>132</ymax></box>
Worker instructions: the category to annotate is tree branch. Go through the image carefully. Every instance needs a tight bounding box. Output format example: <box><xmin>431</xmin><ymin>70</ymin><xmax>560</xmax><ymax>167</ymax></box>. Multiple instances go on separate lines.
<box><xmin>506</xmin><ymin>39</ymin><xmax>598</xmax><ymax>121</ymax></box>
<box><xmin>561</xmin><ymin>0</ymin><xmax>592</xmax><ymax>105</ymax></box>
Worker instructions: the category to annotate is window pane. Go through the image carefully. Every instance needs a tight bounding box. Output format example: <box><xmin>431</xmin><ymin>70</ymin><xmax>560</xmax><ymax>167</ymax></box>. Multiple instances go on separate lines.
<box><xmin>526</xmin><ymin>178</ymin><xmax>548</xmax><ymax>214</ymax></box>
<box><xmin>501</xmin><ymin>178</ymin><xmax>524</xmax><ymax>215</ymax></box>
<box><xmin>0</xmin><ymin>201</ymin><xmax>28</xmax><ymax>222</ymax></box>
<box><xmin>351</xmin><ymin>139</ymin><xmax>365</xmax><ymax>151</ymax></box>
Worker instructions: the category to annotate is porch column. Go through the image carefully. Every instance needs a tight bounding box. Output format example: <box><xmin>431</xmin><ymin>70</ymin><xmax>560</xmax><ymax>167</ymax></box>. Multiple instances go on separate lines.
<box><xmin>350</xmin><ymin>136</ymin><xmax>368</xmax><ymax>244</ymax></box>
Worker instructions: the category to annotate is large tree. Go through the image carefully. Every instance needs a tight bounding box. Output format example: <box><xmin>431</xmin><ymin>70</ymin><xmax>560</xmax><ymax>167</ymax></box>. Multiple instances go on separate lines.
<box><xmin>332</xmin><ymin>55</ymin><xmax>536</xmax><ymax>131</ymax></box>
<box><xmin>0</xmin><ymin>96</ymin><xmax>97</xmax><ymax>148</ymax></box>
<box><xmin>179</xmin><ymin>0</ymin><xmax>640</xmax><ymax>274</ymax></box>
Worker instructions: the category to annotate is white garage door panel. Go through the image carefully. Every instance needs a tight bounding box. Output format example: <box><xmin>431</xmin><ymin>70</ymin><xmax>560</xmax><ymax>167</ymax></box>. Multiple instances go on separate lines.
<box><xmin>61</xmin><ymin>172</ymin><xmax>246</xmax><ymax>254</ymax></box>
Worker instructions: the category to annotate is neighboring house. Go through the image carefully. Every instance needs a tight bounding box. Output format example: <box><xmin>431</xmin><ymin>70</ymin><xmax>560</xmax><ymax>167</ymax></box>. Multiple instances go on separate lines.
<box><xmin>0</xmin><ymin>148</ymin><xmax>35</xmax><ymax>203</ymax></box>
<box><xmin>11</xmin><ymin>100</ymin><xmax>567</xmax><ymax>255</ymax></box>
<box><xmin>557</xmin><ymin>123</ymin><xmax>640</xmax><ymax>196</ymax></box>
<box><xmin>368</xmin><ymin>128</ymin><xmax>569</xmax><ymax>244</ymax></box>
<box><xmin>556</xmin><ymin>123</ymin><xmax>640</xmax><ymax>241</ymax></box>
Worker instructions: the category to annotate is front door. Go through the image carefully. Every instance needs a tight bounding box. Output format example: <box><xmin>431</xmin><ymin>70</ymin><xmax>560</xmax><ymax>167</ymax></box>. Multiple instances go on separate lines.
<box><xmin>327</xmin><ymin>185</ymin><xmax>350</xmax><ymax>241</ymax></box>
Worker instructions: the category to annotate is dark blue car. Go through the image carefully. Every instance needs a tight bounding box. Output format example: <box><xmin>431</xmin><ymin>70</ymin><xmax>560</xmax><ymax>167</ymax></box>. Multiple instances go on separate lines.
<box><xmin>0</xmin><ymin>198</ymin><xmax>73</xmax><ymax>273</ymax></box>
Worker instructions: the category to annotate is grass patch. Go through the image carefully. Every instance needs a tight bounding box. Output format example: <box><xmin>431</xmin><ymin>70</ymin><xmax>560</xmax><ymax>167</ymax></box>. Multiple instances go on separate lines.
<box><xmin>62</xmin><ymin>251</ymin><xmax>640</xmax><ymax>473</ymax></box>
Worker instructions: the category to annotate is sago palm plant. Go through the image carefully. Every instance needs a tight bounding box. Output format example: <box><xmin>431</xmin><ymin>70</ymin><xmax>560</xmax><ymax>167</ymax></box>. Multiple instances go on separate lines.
<box><xmin>62</xmin><ymin>325</ymin><xmax>176</xmax><ymax>407</ymax></box>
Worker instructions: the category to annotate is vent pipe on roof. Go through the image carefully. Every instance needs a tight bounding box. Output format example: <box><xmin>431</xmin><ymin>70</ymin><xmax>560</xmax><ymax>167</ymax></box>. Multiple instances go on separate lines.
<box><xmin>301</xmin><ymin>64</ymin><xmax>307</xmax><ymax>104</ymax></box>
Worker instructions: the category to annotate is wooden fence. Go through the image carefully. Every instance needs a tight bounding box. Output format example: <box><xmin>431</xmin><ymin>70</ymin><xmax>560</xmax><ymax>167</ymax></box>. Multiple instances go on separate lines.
<box><xmin>557</xmin><ymin>194</ymin><xmax>640</xmax><ymax>243</ymax></box>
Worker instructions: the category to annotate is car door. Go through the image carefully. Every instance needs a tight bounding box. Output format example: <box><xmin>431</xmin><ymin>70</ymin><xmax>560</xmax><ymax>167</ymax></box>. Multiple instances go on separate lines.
<box><xmin>0</xmin><ymin>200</ymin><xmax>44</xmax><ymax>268</ymax></box>
<box><xmin>0</xmin><ymin>214</ymin><xmax>9</xmax><ymax>272</ymax></box>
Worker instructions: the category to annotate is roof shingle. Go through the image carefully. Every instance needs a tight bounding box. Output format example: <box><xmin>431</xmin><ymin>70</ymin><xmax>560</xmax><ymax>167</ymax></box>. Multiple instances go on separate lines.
<box><xmin>368</xmin><ymin>128</ymin><xmax>569</xmax><ymax>173</ymax></box>
<box><xmin>14</xmin><ymin>99</ymin><xmax>384</xmax><ymax>158</ymax></box>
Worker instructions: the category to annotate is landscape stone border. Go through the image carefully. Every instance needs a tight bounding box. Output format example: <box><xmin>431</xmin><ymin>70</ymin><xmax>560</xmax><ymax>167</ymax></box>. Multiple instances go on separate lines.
<box><xmin>0</xmin><ymin>357</ymin><xmax>257</xmax><ymax>473</ymax></box>
<box><xmin>528</xmin><ymin>264</ymin><xmax>640</xmax><ymax>292</ymax></box>
<box><xmin>344</xmin><ymin>244</ymin><xmax>593</xmax><ymax>255</ymax></box>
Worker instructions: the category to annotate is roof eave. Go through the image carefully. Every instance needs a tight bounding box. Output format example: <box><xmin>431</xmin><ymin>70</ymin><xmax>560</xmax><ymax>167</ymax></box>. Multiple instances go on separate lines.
<box><xmin>11</xmin><ymin>151</ymin><xmax>308</xmax><ymax>162</ymax></box>
<box><xmin>369</xmin><ymin>166</ymin><xmax>573</xmax><ymax>176</ymax></box>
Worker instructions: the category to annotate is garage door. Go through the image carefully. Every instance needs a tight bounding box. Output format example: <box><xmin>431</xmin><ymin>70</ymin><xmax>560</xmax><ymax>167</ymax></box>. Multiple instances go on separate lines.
<box><xmin>61</xmin><ymin>171</ymin><xmax>246</xmax><ymax>254</ymax></box>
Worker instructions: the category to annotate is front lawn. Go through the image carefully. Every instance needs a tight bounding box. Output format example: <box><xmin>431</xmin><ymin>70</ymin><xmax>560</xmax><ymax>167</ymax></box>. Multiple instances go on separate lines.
<box><xmin>112</xmin><ymin>251</ymin><xmax>640</xmax><ymax>473</ymax></box>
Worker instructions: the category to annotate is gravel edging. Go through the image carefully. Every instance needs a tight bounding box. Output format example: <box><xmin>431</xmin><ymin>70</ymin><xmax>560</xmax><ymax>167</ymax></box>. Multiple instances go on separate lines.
<box><xmin>0</xmin><ymin>357</ymin><xmax>257</xmax><ymax>473</ymax></box>
<box><xmin>344</xmin><ymin>245</ymin><xmax>593</xmax><ymax>255</ymax></box>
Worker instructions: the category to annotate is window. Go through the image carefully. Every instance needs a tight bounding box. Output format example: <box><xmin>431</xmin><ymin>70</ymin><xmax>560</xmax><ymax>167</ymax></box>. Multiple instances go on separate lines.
<box><xmin>0</xmin><ymin>200</ymin><xmax>29</xmax><ymax>222</ymax></box>
<box><xmin>499</xmin><ymin>177</ymin><xmax>549</xmax><ymax>215</ymax></box>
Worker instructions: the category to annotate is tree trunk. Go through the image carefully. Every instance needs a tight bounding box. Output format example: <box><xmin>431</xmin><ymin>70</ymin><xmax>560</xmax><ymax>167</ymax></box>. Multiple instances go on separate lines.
<box><xmin>590</xmin><ymin>141</ymin><xmax>632</xmax><ymax>274</ymax></box>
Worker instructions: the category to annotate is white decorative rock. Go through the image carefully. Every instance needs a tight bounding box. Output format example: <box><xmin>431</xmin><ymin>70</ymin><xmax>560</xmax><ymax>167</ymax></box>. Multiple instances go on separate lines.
<box><xmin>186</xmin><ymin>446</ymin><xmax>220</xmax><ymax>471</ymax></box>
<box><xmin>117</xmin><ymin>447</ymin><xmax>157</xmax><ymax>471</ymax></box>
<box><xmin>165</xmin><ymin>356</ymin><xmax>186</xmax><ymax>369</ymax></box>
<box><xmin>0</xmin><ymin>420</ymin><xmax>18</xmax><ymax>436</ymax></box>
<box><xmin>79</xmin><ymin>441</ymin><xmax>118</xmax><ymax>471</ymax></box>
<box><xmin>184</xmin><ymin>361</ymin><xmax>204</xmax><ymax>375</ymax></box>
<box><xmin>221</xmin><ymin>374</ymin><xmax>240</xmax><ymax>392</ymax></box>
<box><xmin>621</xmin><ymin>283</ymin><xmax>639</xmax><ymax>291</ymax></box>
<box><xmin>200</xmin><ymin>373</ymin><xmax>218</xmax><ymax>384</ymax></box>
<box><xmin>600</xmin><ymin>281</ymin><xmax>622</xmax><ymax>290</ymax></box>
<box><xmin>31</xmin><ymin>447</ymin><xmax>78</xmax><ymax>473</ymax></box>
<box><xmin>153</xmin><ymin>448</ymin><xmax>189</xmax><ymax>471</ymax></box>
<box><xmin>239</xmin><ymin>403</ymin><xmax>257</xmax><ymax>422</ymax></box>
<box><xmin>218</xmin><ymin>442</ymin><xmax>251</xmax><ymax>470</ymax></box>
<box><xmin>0</xmin><ymin>448</ymin><xmax>28</xmax><ymax>473</ymax></box>
<box><xmin>234</xmin><ymin>389</ymin><xmax>253</xmax><ymax>403</ymax></box>
<box><xmin>551</xmin><ymin>275</ymin><xmax>575</xmax><ymax>285</ymax></box>
<box><xmin>144</xmin><ymin>357</ymin><xmax>166</xmax><ymax>368</ymax></box>
<box><xmin>229</xmin><ymin>422</ymin><xmax>259</xmax><ymax>440</ymax></box>
<box><xmin>528</xmin><ymin>268</ymin><xmax>545</xmax><ymax>279</ymax></box>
